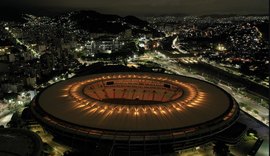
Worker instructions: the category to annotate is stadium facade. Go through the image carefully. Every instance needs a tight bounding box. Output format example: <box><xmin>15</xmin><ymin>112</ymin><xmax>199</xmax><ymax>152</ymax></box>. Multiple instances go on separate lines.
<box><xmin>31</xmin><ymin>72</ymin><xmax>239</xmax><ymax>155</ymax></box>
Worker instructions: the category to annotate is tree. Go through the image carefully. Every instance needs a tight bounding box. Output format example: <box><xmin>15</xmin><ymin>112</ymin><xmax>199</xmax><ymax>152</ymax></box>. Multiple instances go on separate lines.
<box><xmin>246</xmin><ymin>106</ymin><xmax>251</xmax><ymax>111</ymax></box>
<box><xmin>253</xmin><ymin>110</ymin><xmax>259</xmax><ymax>114</ymax></box>
<box><xmin>7</xmin><ymin>112</ymin><xmax>22</xmax><ymax>128</ymax></box>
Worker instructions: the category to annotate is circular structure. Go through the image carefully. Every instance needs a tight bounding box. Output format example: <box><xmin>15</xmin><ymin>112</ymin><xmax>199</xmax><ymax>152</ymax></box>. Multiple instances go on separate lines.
<box><xmin>0</xmin><ymin>128</ymin><xmax>43</xmax><ymax>156</ymax></box>
<box><xmin>31</xmin><ymin>72</ymin><xmax>239</xmax><ymax>153</ymax></box>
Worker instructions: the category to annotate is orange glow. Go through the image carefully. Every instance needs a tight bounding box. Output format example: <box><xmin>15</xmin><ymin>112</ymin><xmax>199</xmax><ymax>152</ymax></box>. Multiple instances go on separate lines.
<box><xmin>88</xmin><ymin>106</ymin><xmax>99</xmax><ymax>113</ymax></box>
<box><xmin>134</xmin><ymin>111</ymin><xmax>139</xmax><ymax>116</ymax></box>
<box><xmin>142</xmin><ymin>108</ymin><xmax>147</xmax><ymax>114</ymax></box>
<box><xmin>99</xmin><ymin>109</ymin><xmax>105</xmax><ymax>113</ymax></box>
<box><xmin>160</xmin><ymin>110</ymin><xmax>166</xmax><ymax>114</ymax></box>
<box><xmin>59</xmin><ymin>73</ymin><xmax>210</xmax><ymax>117</ymax></box>
<box><xmin>126</xmin><ymin>108</ymin><xmax>130</xmax><ymax>114</ymax></box>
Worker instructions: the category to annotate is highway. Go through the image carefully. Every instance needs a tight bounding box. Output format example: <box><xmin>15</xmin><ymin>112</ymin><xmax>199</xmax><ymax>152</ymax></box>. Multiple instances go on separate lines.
<box><xmin>131</xmin><ymin>50</ymin><xmax>269</xmax><ymax>127</ymax></box>
<box><xmin>4</xmin><ymin>26</ymin><xmax>40</xmax><ymax>58</ymax></box>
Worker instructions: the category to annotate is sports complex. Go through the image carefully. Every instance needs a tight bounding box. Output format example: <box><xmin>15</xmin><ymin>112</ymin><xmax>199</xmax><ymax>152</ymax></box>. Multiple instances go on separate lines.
<box><xmin>31</xmin><ymin>72</ymin><xmax>240</xmax><ymax>155</ymax></box>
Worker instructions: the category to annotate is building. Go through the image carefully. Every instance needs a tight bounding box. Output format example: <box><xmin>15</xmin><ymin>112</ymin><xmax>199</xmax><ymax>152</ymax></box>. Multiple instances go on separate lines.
<box><xmin>31</xmin><ymin>72</ymin><xmax>240</xmax><ymax>155</ymax></box>
<box><xmin>0</xmin><ymin>128</ymin><xmax>43</xmax><ymax>156</ymax></box>
<box><xmin>93</xmin><ymin>36</ymin><xmax>124</xmax><ymax>54</ymax></box>
<box><xmin>1</xmin><ymin>83</ymin><xmax>23</xmax><ymax>93</ymax></box>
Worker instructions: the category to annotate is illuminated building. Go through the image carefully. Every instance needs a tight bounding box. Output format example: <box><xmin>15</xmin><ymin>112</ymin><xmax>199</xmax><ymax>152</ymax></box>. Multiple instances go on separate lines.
<box><xmin>31</xmin><ymin>72</ymin><xmax>239</xmax><ymax>155</ymax></box>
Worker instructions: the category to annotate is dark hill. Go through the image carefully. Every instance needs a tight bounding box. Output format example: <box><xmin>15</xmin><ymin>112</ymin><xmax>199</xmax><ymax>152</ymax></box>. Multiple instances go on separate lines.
<box><xmin>124</xmin><ymin>15</ymin><xmax>149</xmax><ymax>27</ymax></box>
<box><xmin>59</xmin><ymin>10</ymin><xmax>160</xmax><ymax>35</ymax></box>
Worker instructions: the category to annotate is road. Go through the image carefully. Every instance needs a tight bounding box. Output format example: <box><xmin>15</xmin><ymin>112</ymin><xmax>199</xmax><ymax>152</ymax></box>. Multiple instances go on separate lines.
<box><xmin>218</xmin><ymin>83</ymin><xmax>269</xmax><ymax>126</ymax></box>
<box><xmin>29</xmin><ymin>125</ymin><xmax>71</xmax><ymax>155</ymax></box>
<box><xmin>4</xmin><ymin>26</ymin><xmax>40</xmax><ymax>58</ymax></box>
<box><xmin>132</xmin><ymin>51</ymin><xmax>269</xmax><ymax>127</ymax></box>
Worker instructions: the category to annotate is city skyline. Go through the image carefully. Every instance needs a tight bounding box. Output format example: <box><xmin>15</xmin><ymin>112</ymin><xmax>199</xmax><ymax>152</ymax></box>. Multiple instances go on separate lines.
<box><xmin>0</xmin><ymin>1</ymin><xmax>268</xmax><ymax>155</ymax></box>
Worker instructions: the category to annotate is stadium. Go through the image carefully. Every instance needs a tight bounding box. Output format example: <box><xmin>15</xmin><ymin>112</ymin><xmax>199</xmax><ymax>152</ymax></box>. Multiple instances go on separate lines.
<box><xmin>31</xmin><ymin>72</ymin><xmax>239</xmax><ymax>155</ymax></box>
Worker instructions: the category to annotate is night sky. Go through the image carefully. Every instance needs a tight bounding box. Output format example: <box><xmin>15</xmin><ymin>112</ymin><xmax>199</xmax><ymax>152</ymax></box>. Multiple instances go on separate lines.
<box><xmin>1</xmin><ymin>0</ymin><xmax>269</xmax><ymax>16</ymax></box>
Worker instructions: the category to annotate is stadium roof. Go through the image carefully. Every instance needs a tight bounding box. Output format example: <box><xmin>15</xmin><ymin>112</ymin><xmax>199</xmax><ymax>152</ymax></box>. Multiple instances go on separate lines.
<box><xmin>36</xmin><ymin>72</ymin><xmax>236</xmax><ymax>132</ymax></box>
